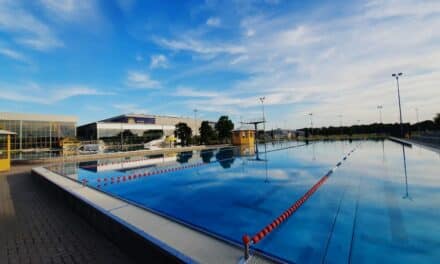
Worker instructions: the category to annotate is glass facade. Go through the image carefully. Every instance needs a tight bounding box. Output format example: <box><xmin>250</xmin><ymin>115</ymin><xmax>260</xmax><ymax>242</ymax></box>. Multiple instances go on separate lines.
<box><xmin>0</xmin><ymin>135</ymin><xmax>7</xmax><ymax>159</ymax></box>
<box><xmin>99</xmin><ymin>129</ymin><xmax>163</xmax><ymax>145</ymax></box>
<box><xmin>0</xmin><ymin>119</ymin><xmax>76</xmax><ymax>151</ymax></box>
<box><xmin>106</xmin><ymin>116</ymin><xmax>155</xmax><ymax>124</ymax></box>
<box><xmin>77</xmin><ymin>123</ymin><xmax>165</xmax><ymax>146</ymax></box>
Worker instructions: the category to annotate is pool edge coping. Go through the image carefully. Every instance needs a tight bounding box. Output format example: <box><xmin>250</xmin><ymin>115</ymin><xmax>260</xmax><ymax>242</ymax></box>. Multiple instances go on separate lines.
<box><xmin>32</xmin><ymin>166</ymin><xmax>277</xmax><ymax>264</ymax></box>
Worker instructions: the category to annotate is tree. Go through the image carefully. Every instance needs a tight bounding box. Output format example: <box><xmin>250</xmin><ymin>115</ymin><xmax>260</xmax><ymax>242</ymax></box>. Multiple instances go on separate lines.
<box><xmin>200</xmin><ymin>149</ymin><xmax>214</xmax><ymax>163</ymax></box>
<box><xmin>177</xmin><ymin>151</ymin><xmax>193</xmax><ymax>163</ymax></box>
<box><xmin>143</xmin><ymin>130</ymin><xmax>163</xmax><ymax>142</ymax></box>
<box><xmin>216</xmin><ymin>148</ymin><xmax>235</xmax><ymax>169</ymax></box>
<box><xmin>199</xmin><ymin>121</ymin><xmax>216</xmax><ymax>144</ymax></box>
<box><xmin>434</xmin><ymin>113</ymin><xmax>440</xmax><ymax>127</ymax></box>
<box><xmin>215</xmin><ymin>116</ymin><xmax>234</xmax><ymax>143</ymax></box>
<box><xmin>174</xmin><ymin>122</ymin><xmax>192</xmax><ymax>146</ymax></box>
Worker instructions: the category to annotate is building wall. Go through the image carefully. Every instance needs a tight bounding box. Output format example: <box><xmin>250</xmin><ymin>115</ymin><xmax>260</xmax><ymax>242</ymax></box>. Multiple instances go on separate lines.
<box><xmin>77</xmin><ymin>122</ymin><xmax>175</xmax><ymax>145</ymax></box>
<box><xmin>76</xmin><ymin>114</ymin><xmax>204</xmax><ymax>143</ymax></box>
<box><xmin>96</xmin><ymin>123</ymin><xmax>173</xmax><ymax>145</ymax></box>
<box><xmin>0</xmin><ymin>112</ymin><xmax>77</xmax><ymax>151</ymax></box>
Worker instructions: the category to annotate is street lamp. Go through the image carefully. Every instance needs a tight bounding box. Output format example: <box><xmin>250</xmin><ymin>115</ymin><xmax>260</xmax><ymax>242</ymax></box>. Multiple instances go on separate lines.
<box><xmin>259</xmin><ymin>97</ymin><xmax>266</xmax><ymax>140</ymax></box>
<box><xmin>415</xmin><ymin>107</ymin><xmax>420</xmax><ymax>134</ymax></box>
<box><xmin>377</xmin><ymin>105</ymin><xmax>383</xmax><ymax>135</ymax></box>
<box><xmin>193</xmin><ymin>109</ymin><xmax>198</xmax><ymax>136</ymax></box>
<box><xmin>377</xmin><ymin>105</ymin><xmax>383</xmax><ymax>123</ymax></box>
<box><xmin>392</xmin><ymin>72</ymin><xmax>404</xmax><ymax>137</ymax></box>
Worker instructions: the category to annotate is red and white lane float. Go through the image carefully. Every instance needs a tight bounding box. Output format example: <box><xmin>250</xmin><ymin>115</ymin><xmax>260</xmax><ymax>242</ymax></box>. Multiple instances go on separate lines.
<box><xmin>91</xmin><ymin>161</ymin><xmax>208</xmax><ymax>188</ymax></box>
<box><xmin>241</xmin><ymin>146</ymin><xmax>359</xmax><ymax>261</ymax></box>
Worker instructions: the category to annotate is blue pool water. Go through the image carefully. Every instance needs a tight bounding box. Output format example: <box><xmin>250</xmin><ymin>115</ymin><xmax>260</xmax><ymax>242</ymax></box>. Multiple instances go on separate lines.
<box><xmin>48</xmin><ymin>140</ymin><xmax>440</xmax><ymax>263</ymax></box>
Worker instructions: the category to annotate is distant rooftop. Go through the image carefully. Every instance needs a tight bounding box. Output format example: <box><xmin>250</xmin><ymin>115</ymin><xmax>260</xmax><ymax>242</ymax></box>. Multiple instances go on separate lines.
<box><xmin>99</xmin><ymin>113</ymin><xmax>191</xmax><ymax>123</ymax></box>
<box><xmin>0</xmin><ymin>112</ymin><xmax>77</xmax><ymax>123</ymax></box>
<box><xmin>233</xmin><ymin>124</ymin><xmax>255</xmax><ymax>131</ymax></box>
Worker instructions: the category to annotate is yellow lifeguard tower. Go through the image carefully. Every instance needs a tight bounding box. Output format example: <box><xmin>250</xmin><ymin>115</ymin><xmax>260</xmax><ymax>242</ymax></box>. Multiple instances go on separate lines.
<box><xmin>0</xmin><ymin>130</ymin><xmax>15</xmax><ymax>172</ymax></box>
<box><xmin>232</xmin><ymin>127</ymin><xmax>256</xmax><ymax>146</ymax></box>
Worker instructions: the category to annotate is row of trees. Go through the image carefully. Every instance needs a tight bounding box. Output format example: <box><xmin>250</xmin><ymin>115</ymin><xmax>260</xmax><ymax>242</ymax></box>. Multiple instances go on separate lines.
<box><xmin>174</xmin><ymin>115</ymin><xmax>234</xmax><ymax>146</ymax></box>
<box><xmin>300</xmin><ymin>113</ymin><xmax>440</xmax><ymax>137</ymax></box>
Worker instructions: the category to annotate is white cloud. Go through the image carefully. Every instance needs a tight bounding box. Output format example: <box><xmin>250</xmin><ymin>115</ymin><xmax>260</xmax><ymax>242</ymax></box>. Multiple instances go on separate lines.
<box><xmin>0</xmin><ymin>1</ymin><xmax>62</xmax><ymax>50</ymax></box>
<box><xmin>363</xmin><ymin>0</ymin><xmax>440</xmax><ymax>19</ymax></box>
<box><xmin>113</xmin><ymin>103</ymin><xmax>148</xmax><ymax>114</ymax></box>
<box><xmin>150</xmin><ymin>54</ymin><xmax>168</xmax><ymax>69</ymax></box>
<box><xmin>0</xmin><ymin>47</ymin><xmax>27</xmax><ymax>62</ymax></box>
<box><xmin>206</xmin><ymin>17</ymin><xmax>221</xmax><ymax>27</ymax></box>
<box><xmin>230</xmin><ymin>55</ymin><xmax>248</xmax><ymax>65</ymax></box>
<box><xmin>276</xmin><ymin>25</ymin><xmax>321</xmax><ymax>47</ymax></box>
<box><xmin>245</xmin><ymin>29</ymin><xmax>255</xmax><ymax>37</ymax></box>
<box><xmin>38</xmin><ymin>0</ymin><xmax>100</xmax><ymax>22</ymax></box>
<box><xmin>158</xmin><ymin>0</ymin><xmax>440</xmax><ymax>127</ymax></box>
<box><xmin>155</xmin><ymin>37</ymin><xmax>246</xmax><ymax>55</ymax></box>
<box><xmin>126</xmin><ymin>70</ymin><xmax>160</xmax><ymax>89</ymax></box>
<box><xmin>0</xmin><ymin>83</ymin><xmax>110</xmax><ymax>104</ymax></box>
<box><xmin>175</xmin><ymin>87</ymin><xmax>220</xmax><ymax>98</ymax></box>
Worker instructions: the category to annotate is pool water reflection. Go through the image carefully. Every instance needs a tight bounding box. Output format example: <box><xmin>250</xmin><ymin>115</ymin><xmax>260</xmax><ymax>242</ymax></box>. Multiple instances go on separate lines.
<box><xmin>47</xmin><ymin>140</ymin><xmax>440</xmax><ymax>263</ymax></box>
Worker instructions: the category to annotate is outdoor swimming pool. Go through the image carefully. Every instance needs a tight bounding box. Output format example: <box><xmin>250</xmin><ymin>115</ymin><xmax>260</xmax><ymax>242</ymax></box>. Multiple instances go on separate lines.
<box><xmin>46</xmin><ymin>140</ymin><xmax>440</xmax><ymax>263</ymax></box>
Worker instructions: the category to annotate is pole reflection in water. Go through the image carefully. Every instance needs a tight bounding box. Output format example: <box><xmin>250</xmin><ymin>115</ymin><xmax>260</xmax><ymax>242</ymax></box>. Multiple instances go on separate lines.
<box><xmin>250</xmin><ymin>143</ymin><xmax>269</xmax><ymax>183</ymax></box>
<box><xmin>264</xmin><ymin>143</ymin><xmax>269</xmax><ymax>183</ymax></box>
<box><xmin>401</xmin><ymin>144</ymin><xmax>411</xmax><ymax>200</ymax></box>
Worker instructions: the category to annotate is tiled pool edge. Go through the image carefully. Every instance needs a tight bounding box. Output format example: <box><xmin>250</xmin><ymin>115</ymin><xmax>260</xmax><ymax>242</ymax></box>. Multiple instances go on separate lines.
<box><xmin>32</xmin><ymin>167</ymin><xmax>276</xmax><ymax>264</ymax></box>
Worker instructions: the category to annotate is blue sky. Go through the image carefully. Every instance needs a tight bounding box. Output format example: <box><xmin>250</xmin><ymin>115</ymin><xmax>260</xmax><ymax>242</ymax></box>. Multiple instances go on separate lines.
<box><xmin>0</xmin><ymin>0</ymin><xmax>439</xmax><ymax>128</ymax></box>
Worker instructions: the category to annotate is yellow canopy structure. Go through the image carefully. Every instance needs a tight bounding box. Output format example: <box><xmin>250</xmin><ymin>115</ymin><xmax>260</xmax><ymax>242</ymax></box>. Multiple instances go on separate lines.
<box><xmin>0</xmin><ymin>130</ymin><xmax>15</xmax><ymax>172</ymax></box>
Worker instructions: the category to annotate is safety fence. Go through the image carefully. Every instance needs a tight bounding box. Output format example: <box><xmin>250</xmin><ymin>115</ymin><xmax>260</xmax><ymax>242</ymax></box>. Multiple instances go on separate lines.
<box><xmin>76</xmin><ymin>143</ymin><xmax>305</xmax><ymax>171</ymax></box>
<box><xmin>265</xmin><ymin>143</ymin><xmax>308</xmax><ymax>153</ymax></box>
<box><xmin>241</xmin><ymin>146</ymin><xmax>358</xmax><ymax>260</ymax></box>
<box><xmin>78</xmin><ymin>146</ymin><xmax>238</xmax><ymax>170</ymax></box>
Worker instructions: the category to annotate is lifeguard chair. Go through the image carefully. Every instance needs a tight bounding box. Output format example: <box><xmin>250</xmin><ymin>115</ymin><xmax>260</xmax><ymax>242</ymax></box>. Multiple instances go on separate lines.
<box><xmin>0</xmin><ymin>130</ymin><xmax>15</xmax><ymax>172</ymax></box>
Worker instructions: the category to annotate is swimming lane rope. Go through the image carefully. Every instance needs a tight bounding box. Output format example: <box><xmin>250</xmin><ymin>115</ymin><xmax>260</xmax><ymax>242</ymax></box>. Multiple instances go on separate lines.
<box><xmin>241</xmin><ymin>145</ymin><xmax>359</xmax><ymax>261</ymax></box>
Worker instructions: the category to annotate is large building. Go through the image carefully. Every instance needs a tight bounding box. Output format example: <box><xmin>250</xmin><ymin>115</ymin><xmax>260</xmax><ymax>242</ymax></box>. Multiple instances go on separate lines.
<box><xmin>77</xmin><ymin>114</ymin><xmax>202</xmax><ymax>144</ymax></box>
<box><xmin>0</xmin><ymin>112</ymin><xmax>77</xmax><ymax>151</ymax></box>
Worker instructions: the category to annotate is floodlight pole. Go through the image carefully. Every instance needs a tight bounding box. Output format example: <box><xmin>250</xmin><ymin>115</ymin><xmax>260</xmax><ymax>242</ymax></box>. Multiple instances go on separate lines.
<box><xmin>338</xmin><ymin>114</ymin><xmax>343</xmax><ymax>136</ymax></box>
<box><xmin>260</xmin><ymin>97</ymin><xmax>266</xmax><ymax>142</ymax></box>
<box><xmin>193</xmin><ymin>109</ymin><xmax>198</xmax><ymax>136</ymax></box>
<box><xmin>377</xmin><ymin>105</ymin><xmax>383</xmax><ymax>123</ymax></box>
<box><xmin>377</xmin><ymin>105</ymin><xmax>383</xmax><ymax>135</ymax></box>
<box><xmin>392</xmin><ymin>72</ymin><xmax>404</xmax><ymax>137</ymax></box>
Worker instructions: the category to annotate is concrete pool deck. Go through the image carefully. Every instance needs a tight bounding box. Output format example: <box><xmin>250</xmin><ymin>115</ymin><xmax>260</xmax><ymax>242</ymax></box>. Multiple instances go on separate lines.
<box><xmin>0</xmin><ymin>164</ymin><xmax>135</xmax><ymax>264</ymax></box>
<box><xmin>32</xmin><ymin>166</ymin><xmax>276</xmax><ymax>264</ymax></box>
